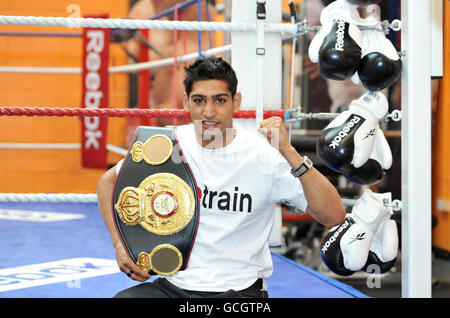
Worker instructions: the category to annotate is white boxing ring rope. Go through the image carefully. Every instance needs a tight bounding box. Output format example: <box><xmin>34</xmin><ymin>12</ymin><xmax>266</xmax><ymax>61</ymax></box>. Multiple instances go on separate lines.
<box><xmin>0</xmin><ymin>143</ymin><xmax>128</xmax><ymax>156</ymax></box>
<box><xmin>0</xmin><ymin>19</ymin><xmax>400</xmax><ymax>75</ymax></box>
<box><xmin>0</xmin><ymin>193</ymin><xmax>98</xmax><ymax>204</ymax></box>
<box><xmin>0</xmin><ymin>15</ymin><xmax>299</xmax><ymax>34</ymax></box>
<box><xmin>0</xmin><ymin>44</ymin><xmax>232</xmax><ymax>75</ymax></box>
<box><xmin>0</xmin><ymin>15</ymin><xmax>399</xmax><ymax>35</ymax></box>
<box><xmin>0</xmin><ymin>0</ymin><xmax>433</xmax><ymax>298</ymax></box>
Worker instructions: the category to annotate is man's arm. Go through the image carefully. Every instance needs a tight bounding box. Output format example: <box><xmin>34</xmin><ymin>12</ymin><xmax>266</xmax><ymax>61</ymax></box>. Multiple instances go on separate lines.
<box><xmin>96</xmin><ymin>166</ymin><xmax>150</xmax><ymax>282</ymax></box>
<box><xmin>259</xmin><ymin>116</ymin><xmax>346</xmax><ymax>227</ymax></box>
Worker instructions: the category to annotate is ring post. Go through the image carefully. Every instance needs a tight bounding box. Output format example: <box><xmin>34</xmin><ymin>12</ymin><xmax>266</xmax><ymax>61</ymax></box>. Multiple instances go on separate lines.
<box><xmin>401</xmin><ymin>0</ymin><xmax>432</xmax><ymax>298</ymax></box>
<box><xmin>231</xmin><ymin>0</ymin><xmax>283</xmax><ymax>247</ymax></box>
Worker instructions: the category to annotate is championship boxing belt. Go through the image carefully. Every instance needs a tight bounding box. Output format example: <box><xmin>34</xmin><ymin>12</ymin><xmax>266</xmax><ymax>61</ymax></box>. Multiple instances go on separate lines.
<box><xmin>112</xmin><ymin>126</ymin><xmax>200</xmax><ymax>276</ymax></box>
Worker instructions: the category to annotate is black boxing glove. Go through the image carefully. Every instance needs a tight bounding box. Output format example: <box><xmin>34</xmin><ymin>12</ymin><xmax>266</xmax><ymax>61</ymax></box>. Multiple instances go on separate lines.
<box><xmin>318</xmin><ymin>19</ymin><xmax>363</xmax><ymax>80</ymax></box>
<box><xmin>316</xmin><ymin>92</ymin><xmax>387</xmax><ymax>172</ymax></box>
<box><xmin>309</xmin><ymin>0</ymin><xmax>365</xmax><ymax>80</ymax></box>
<box><xmin>321</xmin><ymin>0</ymin><xmax>380</xmax><ymax>8</ymax></box>
<box><xmin>320</xmin><ymin>189</ymin><xmax>393</xmax><ymax>276</ymax></box>
<box><xmin>317</xmin><ymin>92</ymin><xmax>392</xmax><ymax>185</ymax></box>
<box><xmin>357</xmin><ymin>9</ymin><xmax>402</xmax><ymax>91</ymax></box>
<box><xmin>320</xmin><ymin>216</ymin><xmax>357</xmax><ymax>276</ymax></box>
<box><xmin>321</xmin><ymin>0</ymin><xmax>337</xmax><ymax>6</ymax></box>
<box><xmin>347</xmin><ymin>0</ymin><xmax>382</xmax><ymax>5</ymax></box>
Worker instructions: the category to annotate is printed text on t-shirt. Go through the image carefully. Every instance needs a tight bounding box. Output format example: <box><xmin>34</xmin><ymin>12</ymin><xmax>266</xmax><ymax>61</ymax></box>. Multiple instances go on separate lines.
<box><xmin>201</xmin><ymin>186</ymin><xmax>252</xmax><ymax>213</ymax></box>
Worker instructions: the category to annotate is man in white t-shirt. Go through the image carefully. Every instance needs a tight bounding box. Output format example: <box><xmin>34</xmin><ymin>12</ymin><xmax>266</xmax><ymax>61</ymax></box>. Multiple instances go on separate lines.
<box><xmin>96</xmin><ymin>57</ymin><xmax>345</xmax><ymax>298</ymax></box>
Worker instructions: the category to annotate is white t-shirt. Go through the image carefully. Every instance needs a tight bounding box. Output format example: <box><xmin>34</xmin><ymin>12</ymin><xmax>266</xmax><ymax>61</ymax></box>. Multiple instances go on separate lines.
<box><xmin>116</xmin><ymin>123</ymin><xmax>308</xmax><ymax>292</ymax></box>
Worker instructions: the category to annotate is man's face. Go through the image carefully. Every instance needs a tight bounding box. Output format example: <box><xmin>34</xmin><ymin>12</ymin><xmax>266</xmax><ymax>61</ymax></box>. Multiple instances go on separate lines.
<box><xmin>183</xmin><ymin>79</ymin><xmax>241</xmax><ymax>148</ymax></box>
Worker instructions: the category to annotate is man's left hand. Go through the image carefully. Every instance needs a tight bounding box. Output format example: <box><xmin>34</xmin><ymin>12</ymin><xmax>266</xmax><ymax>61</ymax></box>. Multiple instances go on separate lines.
<box><xmin>258</xmin><ymin>116</ymin><xmax>291</xmax><ymax>152</ymax></box>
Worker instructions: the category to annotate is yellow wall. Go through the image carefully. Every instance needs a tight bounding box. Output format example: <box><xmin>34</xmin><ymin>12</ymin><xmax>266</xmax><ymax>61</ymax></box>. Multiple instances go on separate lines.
<box><xmin>281</xmin><ymin>0</ymin><xmax>303</xmax><ymax>108</ymax></box>
<box><xmin>432</xmin><ymin>0</ymin><xmax>450</xmax><ymax>253</ymax></box>
<box><xmin>0</xmin><ymin>0</ymin><xmax>130</xmax><ymax>193</ymax></box>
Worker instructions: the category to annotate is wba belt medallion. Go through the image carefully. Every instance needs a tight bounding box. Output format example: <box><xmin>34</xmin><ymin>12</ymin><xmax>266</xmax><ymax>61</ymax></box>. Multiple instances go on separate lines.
<box><xmin>115</xmin><ymin>173</ymin><xmax>195</xmax><ymax>235</ymax></box>
<box><xmin>113</xmin><ymin>127</ymin><xmax>199</xmax><ymax>276</ymax></box>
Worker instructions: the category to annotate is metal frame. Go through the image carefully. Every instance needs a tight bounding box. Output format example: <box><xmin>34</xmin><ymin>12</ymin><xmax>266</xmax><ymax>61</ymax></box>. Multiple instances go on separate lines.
<box><xmin>401</xmin><ymin>0</ymin><xmax>433</xmax><ymax>298</ymax></box>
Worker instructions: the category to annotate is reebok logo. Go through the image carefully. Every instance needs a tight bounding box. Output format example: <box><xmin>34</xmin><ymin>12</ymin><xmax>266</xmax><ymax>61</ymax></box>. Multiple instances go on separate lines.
<box><xmin>334</xmin><ymin>20</ymin><xmax>346</xmax><ymax>51</ymax></box>
<box><xmin>348</xmin><ymin>232</ymin><xmax>366</xmax><ymax>244</ymax></box>
<box><xmin>83</xmin><ymin>30</ymin><xmax>105</xmax><ymax>150</ymax></box>
<box><xmin>362</xmin><ymin>129</ymin><xmax>376</xmax><ymax>141</ymax></box>
<box><xmin>321</xmin><ymin>219</ymin><xmax>350</xmax><ymax>253</ymax></box>
<box><xmin>328</xmin><ymin>115</ymin><xmax>363</xmax><ymax>149</ymax></box>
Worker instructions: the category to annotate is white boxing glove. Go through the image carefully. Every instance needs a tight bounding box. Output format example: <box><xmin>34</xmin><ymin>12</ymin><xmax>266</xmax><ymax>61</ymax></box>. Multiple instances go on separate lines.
<box><xmin>361</xmin><ymin>192</ymin><xmax>399</xmax><ymax>273</ymax></box>
<box><xmin>320</xmin><ymin>189</ymin><xmax>394</xmax><ymax>275</ymax></box>
<box><xmin>343</xmin><ymin>126</ymin><xmax>393</xmax><ymax>185</ymax></box>
<box><xmin>317</xmin><ymin>91</ymin><xmax>389</xmax><ymax>179</ymax></box>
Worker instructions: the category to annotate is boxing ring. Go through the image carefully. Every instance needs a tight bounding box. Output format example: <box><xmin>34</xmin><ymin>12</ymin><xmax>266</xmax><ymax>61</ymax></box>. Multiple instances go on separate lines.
<box><xmin>0</xmin><ymin>0</ymin><xmax>436</xmax><ymax>298</ymax></box>
<box><xmin>0</xmin><ymin>200</ymin><xmax>367</xmax><ymax>298</ymax></box>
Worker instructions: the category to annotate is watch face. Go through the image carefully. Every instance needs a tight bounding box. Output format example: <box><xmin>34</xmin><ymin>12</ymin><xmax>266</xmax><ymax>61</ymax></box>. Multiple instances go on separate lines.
<box><xmin>291</xmin><ymin>157</ymin><xmax>313</xmax><ymax>177</ymax></box>
<box><xmin>305</xmin><ymin>158</ymin><xmax>313</xmax><ymax>169</ymax></box>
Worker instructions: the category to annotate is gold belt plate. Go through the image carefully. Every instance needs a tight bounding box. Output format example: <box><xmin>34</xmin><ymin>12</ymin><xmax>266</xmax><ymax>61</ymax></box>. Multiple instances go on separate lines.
<box><xmin>115</xmin><ymin>173</ymin><xmax>195</xmax><ymax>235</ymax></box>
<box><xmin>136</xmin><ymin>244</ymin><xmax>183</xmax><ymax>276</ymax></box>
<box><xmin>131</xmin><ymin>134</ymin><xmax>173</xmax><ymax>165</ymax></box>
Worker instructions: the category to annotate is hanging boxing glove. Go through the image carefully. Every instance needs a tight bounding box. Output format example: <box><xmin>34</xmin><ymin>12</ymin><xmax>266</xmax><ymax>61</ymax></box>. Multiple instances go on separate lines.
<box><xmin>320</xmin><ymin>189</ymin><xmax>393</xmax><ymax>276</ymax></box>
<box><xmin>308</xmin><ymin>0</ymin><xmax>364</xmax><ymax>80</ymax></box>
<box><xmin>316</xmin><ymin>91</ymin><xmax>388</xmax><ymax>174</ymax></box>
<box><xmin>321</xmin><ymin>0</ymin><xmax>368</xmax><ymax>25</ymax></box>
<box><xmin>321</xmin><ymin>0</ymin><xmax>337</xmax><ymax>6</ymax></box>
<box><xmin>362</xmin><ymin>219</ymin><xmax>399</xmax><ymax>273</ymax></box>
<box><xmin>319</xmin><ymin>216</ymin><xmax>358</xmax><ymax>276</ymax></box>
<box><xmin>342</xmin><ymin>128</ymin><xmax>392</xmax><ymax>185</ymax></box>
<box><xmin>361</xmin><ymin>192</ymin><xmax>399</xmax><ymax>274</ymax></box>
<box><xmin>318</xmin><ymin>19</ymin><xmax>363</xmax><ymax>80</ymax></box>
<box><xmin>357</xmin><ymin>22</ymin><xmax>402</xmax><ymax>91</ymax></box>
<box><xmin>347</xmin><ymin>0</ymin><xmax>382</xmax><ymax>5</ymax></box>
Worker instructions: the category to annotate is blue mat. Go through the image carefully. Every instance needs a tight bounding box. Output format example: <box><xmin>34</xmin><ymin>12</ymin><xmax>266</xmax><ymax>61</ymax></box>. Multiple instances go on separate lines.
<box><xmin>0</xmin><ymin>202</ymin><xmax>367</xmax><ymax>298</ymax></box>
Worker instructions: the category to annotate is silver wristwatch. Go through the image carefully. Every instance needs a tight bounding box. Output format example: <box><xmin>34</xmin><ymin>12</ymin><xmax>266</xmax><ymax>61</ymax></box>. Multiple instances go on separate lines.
<box><xmin>291</xmin><ymin>156</ymin><xmax>313</xmax><ymax>178</ymax></box>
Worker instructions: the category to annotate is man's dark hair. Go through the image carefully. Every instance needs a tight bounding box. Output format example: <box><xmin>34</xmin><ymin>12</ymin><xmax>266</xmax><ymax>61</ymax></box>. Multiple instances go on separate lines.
<box><xmin>183</xmin><ymin>57</ymin><xmax>238</xmax><ymax>97</ymax></box>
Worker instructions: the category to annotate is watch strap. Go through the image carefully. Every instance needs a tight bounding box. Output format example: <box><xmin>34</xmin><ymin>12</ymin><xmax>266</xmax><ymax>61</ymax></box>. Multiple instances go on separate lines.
<box><xmin>291</xmin><ymin>156</ymin><xmax>313</xmax><ymax>178</ymax></box>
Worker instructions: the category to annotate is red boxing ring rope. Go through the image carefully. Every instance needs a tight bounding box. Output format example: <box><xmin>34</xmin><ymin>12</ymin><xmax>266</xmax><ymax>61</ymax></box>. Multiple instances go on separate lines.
<box><xmin>0</xmin><ymin>107</ymin><xmax>285</xmax><ymax>119</ymax></box>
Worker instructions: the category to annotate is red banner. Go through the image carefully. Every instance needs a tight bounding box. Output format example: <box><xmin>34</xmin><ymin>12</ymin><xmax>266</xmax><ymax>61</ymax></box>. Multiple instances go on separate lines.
<box><xmin>81</xmin><ymin>14</ymin><xmax>109</xmax><ymax>168</ymax></box>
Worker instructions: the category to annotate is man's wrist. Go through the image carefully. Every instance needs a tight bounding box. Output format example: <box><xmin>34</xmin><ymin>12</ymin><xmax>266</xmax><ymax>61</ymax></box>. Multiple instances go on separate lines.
<box><xmin>279</xmin><ymin>144</ymin><xmax>303</xmax><ymax>169</ymax></box>
<box><xmin>113</xmin><ymin>239</ymin><xmax>123</xmax><ymax>250</ymax></box>
<box><xmin>278</xmin><ymin>144</ymin><xmax>296</xmax><ymax>157</ymax></box>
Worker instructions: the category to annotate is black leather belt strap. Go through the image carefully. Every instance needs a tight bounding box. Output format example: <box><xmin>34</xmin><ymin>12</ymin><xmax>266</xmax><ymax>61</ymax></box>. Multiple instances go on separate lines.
<box><xmin>112</xmin><ymin>126</ymin><xmax>200</xmax><ymax>276</ymax></box>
